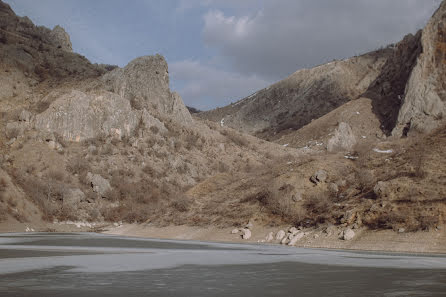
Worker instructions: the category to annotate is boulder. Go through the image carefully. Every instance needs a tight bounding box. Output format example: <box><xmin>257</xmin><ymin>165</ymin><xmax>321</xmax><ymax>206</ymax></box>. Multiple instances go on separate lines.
<box><xmin>231</xmin><ymin>228</ymin><xmax>239</xmax><ymax>234</ymax></box>
<box><xmin>291</xmin><ymin>192</ymin><xmax>303</xmax><ymax>202</ymax></box>
<box><xmin>289</xmin><ymin>227</ymin><xmax>299</xmax><ymax>235</ymax></box>
<box><xmin>241</xmin><ymin>228</ymin><xmax>251</xmax><ymax>240</ymax></box>
<box><xmin>281</xmin><ymin>237</ymin><xmax>289</xmax><ymax>245</ymax></box>
<box><xmin>245</xmin><ymin>222</ymin><xmax>254</xmax><ymax>229</ymax></box>
<box><xmin>265</xmin><ymin>232</ymin><xmax>274</xmax><ymax>242</ymax></box>
<box><xmin>275</xmin><ymin>230</ymin><xmax>286</xmax><ymax>241</ymax></box>
<box><xmin>342</xmin><ymin>228</ymin><xmax>355</xmax><ymax>241</ymax></box>
<box><xmin>327</xmin><ymin>122</ymin><xmax>357</xmax><ymax>152</ymax></box>
<box><xmin>19</xmin><ymin>110</ymin><xmax>32</xmax><ymax>122</ymax></box>
<box><xmin>63</xmin><ymin>188</ymin><xmax>85</xmax><ymax>206</ymax></box>
<box><xmin>288</xmin><ymin>232</ymin><xmax>304</xmax><ymax>246</ymax></box>
<box><xmin>310</xmin><ymin>170</ymin><xmax>328</xmax><ymax>184</ymax></box>
<box><xmin>373</xmin><ymin>181</ymin><xmax>390</xmax><ymax>198</ymax></box>
<box><xmin>86</xmin><ymin>173</ymin><xmax>111</xmax><ymax>197</ymax></box>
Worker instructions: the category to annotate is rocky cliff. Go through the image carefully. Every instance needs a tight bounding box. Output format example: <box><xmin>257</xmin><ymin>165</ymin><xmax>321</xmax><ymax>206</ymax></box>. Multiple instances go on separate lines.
<box><xmin>393</xmin><ymin>1</ymin><xmax>446</xmax><ymax>136</ymax></box>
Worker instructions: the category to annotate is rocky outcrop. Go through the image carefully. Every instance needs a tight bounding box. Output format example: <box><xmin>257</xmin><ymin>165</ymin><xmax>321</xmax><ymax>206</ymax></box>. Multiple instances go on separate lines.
<box><xmin>341</xmin><ymin>228</ymin><xmax>355</xmax><ymax>241</ymax></box>
<box><xmin>327</xmin><ymin>122</ymin><xmax>357</xmax><ymax>152</ymax></box>
<box><xmin>102</xmin><ymin>55</ymin><xmax>192</xmax><ymax>124</ymax></box>
<box><xmin>310</xmin><ymin>170</ymin><xmax>328</xmax><ymax>185</ymax></box>
<box><xmin>275</xmin><ymin>230</ymin><xmax>286</xmax><ymax>241</ymax></box>
<box><xmin>49</xmin><ymin>25</ymin><xmax>72</xmax><ymax>52</ymax></box>
<box><xmin>363</xmin><ymin>33</ymin><xmax>422</xmax><ymax>135</ymax></box>
<box><xmin>198</xmin><ymin>50</ymin><xmax>390</xmax><ymax>138</ymax></box>
<box><xmin>34</xmin><ymin>90</ymin><xmax>140</xmax><ymax>141</ymax></box>
<box><xmin>87</xmin><ymin>173</ymin><xmax>111</xmax><ymax>197</ymax></box>
<box><xmin>393</xmin><ymin>2</ymin><xmax>446</xmax><ymax>135</ymax></box>
<box><xmin>241</xmin><ymin>228</ymin><xmax>251</xmax><ymax>239</ymax></box>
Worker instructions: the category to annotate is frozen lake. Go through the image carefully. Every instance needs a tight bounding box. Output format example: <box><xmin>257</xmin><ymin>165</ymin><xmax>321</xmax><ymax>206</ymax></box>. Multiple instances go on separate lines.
<box><xmin>1</xmin><ymin>233</ymin><xmax>446</xmax><ymax>296</ymax></box>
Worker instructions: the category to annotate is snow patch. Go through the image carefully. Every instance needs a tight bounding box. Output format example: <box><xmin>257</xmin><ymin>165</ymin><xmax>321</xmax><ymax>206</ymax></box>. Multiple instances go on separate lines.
<box><xmin>373</xmin><ymin>148</ymin><xmax>393</xmax><ymax>154</ymax></box>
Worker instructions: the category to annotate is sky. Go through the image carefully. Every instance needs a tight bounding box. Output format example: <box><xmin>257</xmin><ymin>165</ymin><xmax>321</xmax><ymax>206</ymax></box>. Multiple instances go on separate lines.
<box><xmin>6</xmin><ymin>0</ymin><xmax>442</xmax><ymax>110</ymax></box>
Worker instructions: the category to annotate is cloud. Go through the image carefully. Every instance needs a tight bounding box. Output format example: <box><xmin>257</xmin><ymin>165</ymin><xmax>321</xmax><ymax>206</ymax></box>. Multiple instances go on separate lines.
<box><xmin>202</xmin><ymin>0</ymin><xmax>442</xmax><ymax>80</ymax></box>
<box><xmin>170</xmin><ymin>60</ymin><xmax>270</xmax><ymax>110</ymax></box>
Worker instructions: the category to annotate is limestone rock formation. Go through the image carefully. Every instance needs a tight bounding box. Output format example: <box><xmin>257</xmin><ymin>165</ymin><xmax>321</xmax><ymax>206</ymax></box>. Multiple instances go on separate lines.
<box><xmin>34</xmin><ymin>90</ymin><xmax>140</xmax><ymax>141</ymax></box>
<box><xmin>102</xmin><ymin>55</ymin><xmax>192</xmax><ymax>124</ymax></box>
<box><xmin>241</xmin><ymin>228</ymin><xmax>251</xmax><ymax>239</ymax></box>
<box><xmin>87</xmin><ymin>173</ymin><xmax>111</xmax><ymax>197</ymax></box>
<box><xmin>265</xmin><ymin>232</ymin><xmax>274</xmax><ymax>242</ymax></box>
<box><xmin>310</xmin><ymin>170</ymin><xmax>328</xmax><ymax>185</ymax></box>
<box><xmin>341</xmin><ymin>228</ymin><xmax>355</xmax><ymax>241</ymax></box>
<box><xmin>49</xmin><ymin>25</ymin><xmax>72</xmax><ymax>52</ymax></box>
<box><xmin>393</xmin><ymin>2</ymin><xmax>446</xmax><ymax>135</ymax></box>
<box><xmin>275</xmin><ymin>230</ymin><xmax>286</xmax><ymax>241</ymax></box>
<box><xmin>327</xmin><ymin>122</ymin><xmax>357</xmax><ymax>152</ymax></box>
<box><xmin>288</xmin><ymin>232</ymin><xmax>304</xmax><ymax>246</ymax></box>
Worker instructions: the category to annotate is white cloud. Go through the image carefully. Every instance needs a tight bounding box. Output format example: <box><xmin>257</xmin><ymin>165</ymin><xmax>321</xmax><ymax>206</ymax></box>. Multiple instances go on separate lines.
<box><xmin>170</xmin><ymin>60</ymin><xmax>270</xmax><ymax>110</ymax></box>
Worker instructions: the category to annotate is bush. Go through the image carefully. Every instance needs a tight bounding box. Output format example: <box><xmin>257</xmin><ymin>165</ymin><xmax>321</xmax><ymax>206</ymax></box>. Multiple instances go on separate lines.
<box><xmin>0</xmin><ymin>178</ymin><xmax>7</xmax><ymax>201</ymax></box>
<box><xmin>302</xmin><ymin>192</ymin><xmax>338</xmax><ymax>225</ymax></box>
<box><xmin>221</xmin><ymin>129</ymin><xmax>249</xmax><ymax>147</ymax></box>
<box><xmin>170</xmin><ymin>194</ymin><xmax>191</xmax><ymax>212</ymax></box>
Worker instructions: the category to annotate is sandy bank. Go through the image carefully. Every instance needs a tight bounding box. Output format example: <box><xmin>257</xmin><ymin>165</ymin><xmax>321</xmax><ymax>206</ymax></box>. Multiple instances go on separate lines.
<box><xmin>103</xmin><ymin>223</ymin><xmax>446</xmax><ymax>254</ymax></box>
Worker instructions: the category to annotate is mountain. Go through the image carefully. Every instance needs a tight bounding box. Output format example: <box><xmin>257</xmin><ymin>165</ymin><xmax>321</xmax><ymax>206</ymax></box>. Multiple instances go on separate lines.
<box><xmin>0</xmin><ymin>0</ymin><xmax>292</xmax><ymax>226</ymax></box>
<box><xmin>1</xmin><ymin>0</ymin><xmax>446</xmax><ymax>240</ymax></box>
<box><xmin>198</xmin><ymin>49</ymin><xmax>391</xmax><ymax>139</ymax></box>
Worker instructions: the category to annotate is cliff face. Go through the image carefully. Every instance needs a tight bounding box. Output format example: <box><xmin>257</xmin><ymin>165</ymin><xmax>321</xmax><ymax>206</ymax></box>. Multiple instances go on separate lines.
<box><xmin>102</xmin><ymin>55</ymin><xmax>192</xmax><ymax>125</ymax></box>
<box><xmin>363</xmin><ymin>32</ymin><xmax>422</xmax><ymax>135</ymax></box>
<box><xmin>393</xmin><ymin>1</ymin><xmax>446</xmax><ymax>136</ymax></box>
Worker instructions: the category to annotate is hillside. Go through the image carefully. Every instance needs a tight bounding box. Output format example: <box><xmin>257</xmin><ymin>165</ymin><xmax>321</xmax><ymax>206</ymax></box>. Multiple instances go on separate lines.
<box><xmin>1</xmin><ymin>0</ymin><xmax>446</xmax><ymax>248</ymax></box>
<box><xmin>0</xmin><ymin>0</ymin><xmax>294</xmax><ymax>226</ymax></box>
<box><xmin>198</xmin><ymin>49</ymin><xmax>392</xmax><ymax>139</ymax></box>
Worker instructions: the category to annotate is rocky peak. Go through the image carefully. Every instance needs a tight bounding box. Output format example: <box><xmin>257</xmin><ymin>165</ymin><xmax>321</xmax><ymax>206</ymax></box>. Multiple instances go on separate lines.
<box><xmin>102</xmin><ymin>54</ymin><xmax>192</xmax><ymax>124</ymax></box>
<box><xmin>49</xmin><ymin>25</ymin><xmax>72</xmax><ymax>52</ymax></box>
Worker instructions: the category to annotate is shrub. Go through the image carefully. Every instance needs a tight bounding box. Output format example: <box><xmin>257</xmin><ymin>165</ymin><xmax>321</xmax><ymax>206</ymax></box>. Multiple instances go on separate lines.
<box><xmin>149</xmin><ymin>126</ymin><xmax>159</xmax><ymax>135</ymax></box>
<box><xmin>0</xmin><ymin>178</ymin><xmax>7</xmax><ymax>200</ymax></box>
<box><xmin>302</xmin><ymin>192</ymin><xmax>338</xmax><ymax>225</ymax></box>
<box><xmin>221</xmin><ymin>129</ymin><xmax>249</xmax><ymax>147</ymax></box>
<box><xmin>355</xmin><ymin>168</ymin><xmax>376</xmax><ymax>192</ymax></box>
<box><xmin>170</xmin><ymin>194</ymin><xmax>191</xmax><ymax>212</ymax></box>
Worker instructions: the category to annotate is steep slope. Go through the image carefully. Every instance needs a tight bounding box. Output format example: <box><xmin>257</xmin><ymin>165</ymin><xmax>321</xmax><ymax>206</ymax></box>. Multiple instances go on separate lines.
<box><xmin>393</xmin><ymin>1</ymin><xmax>446</xmax><ymax>136</ymax></box>
<box><xmin>198</xmin><ymin>49</ymin><xmax>391</xmax><ymax>139</ymax></box>
<box><xmin>0</xmin><ymin>0</ymin><xmax>294</xmax><ymax>226</ymax></box>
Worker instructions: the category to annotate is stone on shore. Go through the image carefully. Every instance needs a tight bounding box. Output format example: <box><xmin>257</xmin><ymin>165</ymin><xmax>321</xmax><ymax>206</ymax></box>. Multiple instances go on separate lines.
<box><xmin>265</xmin><ymin>232</ymin><xmax>274</xmax><ymax>242</ymax></box>
<box><xmin>342</xmin><ymin>228</ymin><xmax>355</xmax><ymax>241</ymax></box>
<box><xmin>288</xmin><ymin>232</ymin><xmax>305</xmax><ymax>246</ymax></box>
<box><xmin>276</xmin><ymin>230</ymin><xmax>286</xmax><ymax>241</ymax></box>
<box><xmin>242</xmin><ymin>228</ymin><xmax>251</xmax><ymax>240</ymax></box>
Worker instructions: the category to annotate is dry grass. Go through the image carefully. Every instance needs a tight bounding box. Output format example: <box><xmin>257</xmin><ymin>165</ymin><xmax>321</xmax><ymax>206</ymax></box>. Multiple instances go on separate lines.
<box><xmin>363</xmin><ymin>204</ymin><xmax>440</xmax><ymax>231</ymax></box>
<box><xmin>302</xmin><ymin>192</ymin><xmax>340</xmax><ymax>226</ymax></box>
<box><xmin>221</xmin><ymin>129</ymin><xmax>249</xmax><ymax>147</ymax></box>
<box><xmin>169</xmin><ymin>194</ymin><xmax>192</xmax><ymax>212</ymax></box>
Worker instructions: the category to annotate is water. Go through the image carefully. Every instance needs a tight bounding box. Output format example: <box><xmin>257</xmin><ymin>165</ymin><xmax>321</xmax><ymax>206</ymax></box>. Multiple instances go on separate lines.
<box><xmin>1</xmin><ymin>233</ymin><xmax>446</xmax><ymax>296</ymax></box>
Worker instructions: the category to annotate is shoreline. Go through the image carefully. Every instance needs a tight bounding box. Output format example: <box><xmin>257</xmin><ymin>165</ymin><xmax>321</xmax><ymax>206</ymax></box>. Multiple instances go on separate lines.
<box><xmin>102</xmin><ymin>223</ymin><xmax>446</xmax><ymax>255</ymax></box>
<box><xmin>1</xmin><ymin>221</ymin><xmax>446</xmax><ymax>255</ymax></box>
